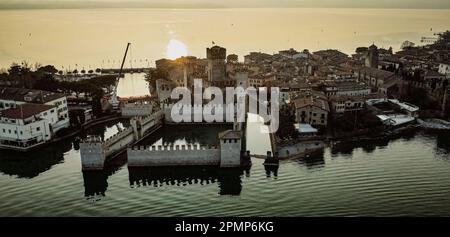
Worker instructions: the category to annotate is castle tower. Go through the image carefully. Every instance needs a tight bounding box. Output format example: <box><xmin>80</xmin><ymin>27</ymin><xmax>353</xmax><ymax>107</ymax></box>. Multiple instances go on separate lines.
<box><xmin>219</xmin><ymin>130</ymin><xmax>242</xmax><ymax>168</ymax></box>
<box><xmin>207</xmin><ymin>46</ymin><xmax>226</xmax><ymax>83</ymax></box>
<box><xmin>365</xmin><ymin>44</ymin><xmax>379</xmax><ymax>68</ymax></box>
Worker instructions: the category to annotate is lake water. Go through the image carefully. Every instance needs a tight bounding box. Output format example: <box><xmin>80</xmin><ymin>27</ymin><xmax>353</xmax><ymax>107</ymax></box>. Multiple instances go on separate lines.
<box><xmin>1</xmin><ymin>8</ymin><xmax>450</xmax><ymax>217</ymax></box>
<box><xmin>1</xmin><ymin>8</ymin><xmax>449</xmax><ymax>69</ymax></box>
<box><xmin>116</xmin><ymin>73</ymin><xmax>149</xmax><ymax>97</ymax></box>
<box><xmin>0</xmin><ymin>118</ymin><xmax>449</xmax><ymax>216</ymax></box>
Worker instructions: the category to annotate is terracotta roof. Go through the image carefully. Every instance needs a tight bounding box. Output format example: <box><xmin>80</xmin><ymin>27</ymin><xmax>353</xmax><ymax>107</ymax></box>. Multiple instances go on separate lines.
<box><xmin>0</xmin><ymin>87</ymin><xmax>65</xmax><ymax>104</ymax></box>
<box><xmin>0</xmin><ymin>103</ymin><xmax>55</xmax><ymax>119</ymax></box>
<box><xmin>358</xmin><ymin>67</ymin><xmax>395</xmax><ymax>79</ymax></box>
<box><xmin>293</xmin><ymin>96</ymin><xmax>330</xmax><ymax>112</ymax></box>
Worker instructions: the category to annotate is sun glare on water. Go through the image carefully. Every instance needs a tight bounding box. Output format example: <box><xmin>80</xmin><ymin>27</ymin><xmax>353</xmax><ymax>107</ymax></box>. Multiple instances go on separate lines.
<box><xmin>166</xmin><ymin>39</ymin><xmax>188</xmax><ymax>59</ymax></box>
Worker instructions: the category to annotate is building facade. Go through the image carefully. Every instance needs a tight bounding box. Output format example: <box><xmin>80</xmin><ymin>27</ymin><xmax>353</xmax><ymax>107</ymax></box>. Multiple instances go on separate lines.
<box><xmin>0</xmin><ymin>87</ymin><xmax>69</xmax><ymax>133</ymax></box>
<box><xmin>293</xmin><ymin>96</ymin><xmax>329</xmax><ymax>126</ymax></box>
<box><xmin>0</xmin><ymin>103</ymin><xmax>58</xmax><ymax>149</ymax></box>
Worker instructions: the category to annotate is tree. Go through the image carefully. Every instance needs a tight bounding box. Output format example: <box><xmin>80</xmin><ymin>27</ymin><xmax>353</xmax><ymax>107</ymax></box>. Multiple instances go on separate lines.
<box><xmin>37</xmin><ymin>65</ymin><xmax>58</xmax><ymax>74</ymax></box>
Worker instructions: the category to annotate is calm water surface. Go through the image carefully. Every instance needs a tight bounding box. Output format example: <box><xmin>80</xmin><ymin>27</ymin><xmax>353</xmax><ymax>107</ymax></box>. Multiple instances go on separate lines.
<box><xmin>1</xmin><ymin>8</ymin><xmax>449</xmax><ymax>68</ymax></box>
<box><xmin>1</xmin><ymin>8</ymin><xmax>450</xmax><ymax>217</ymax></box>
<box><xmin>0</xmin><ymin>119</ymin><xmax>449</xmax><ymax>216</ymax></box>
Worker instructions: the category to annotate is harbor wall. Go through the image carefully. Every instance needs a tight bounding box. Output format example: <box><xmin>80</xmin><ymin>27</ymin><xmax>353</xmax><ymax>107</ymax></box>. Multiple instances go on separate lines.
<box><xmin>128</xmin><ymin>145</ymin><xmax>220</xmax><ymax>167</ymax></box>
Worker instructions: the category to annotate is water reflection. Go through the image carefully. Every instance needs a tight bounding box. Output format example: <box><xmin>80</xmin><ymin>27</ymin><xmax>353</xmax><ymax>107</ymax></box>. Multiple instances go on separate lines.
<box><xmin>0</xmin><ymin>139</ymin><xmax>72</xmax><ymax>178</ymax></box>
<box><xmin>331</xmin><ymin>138</ymin><xmax>389</xmax><ymax>156</ymax></box>
<box><xmin>129</xmin><ymin>167</ymin><xmax>249</xmax><ymax>196</ymax></box>
<box><xmin>82</xmin><ymin>120</ymin><xmax>130</xmax><ymax>141</ymax></box>
<box><xmin>293</xmin><ymin>151</ymin><xmax>326</xmax><ymax>170</ymax></box>
<box><xmin>117</xmin><ymin>73</ymin><xmax>150</xmax><ymax>98</ymax></box>
<box><xmin>264</xmin><ymin>164</ymin><xmax>278</xmax><ymax>178</ymax></box>
<box><xmin>434</xmin><ymin>131</ymin><xmax>450</xmax><ymax>160</ymax></box>
<box><xmin>82</xmin><ymin>153</ymin><xmax>127</xmax><ymax>199</ymax></box>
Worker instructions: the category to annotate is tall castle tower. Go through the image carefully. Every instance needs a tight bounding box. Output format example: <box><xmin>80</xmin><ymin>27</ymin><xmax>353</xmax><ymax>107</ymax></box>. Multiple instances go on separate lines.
<box><xmin>365</xmin><ymin>44</ymin><xmax>379</xmax><ymax>68</ymax></box>
<box><xmin>207</xmin><ymin>46</ymin><xmax>226</xmax><ymax>83</ymax></box>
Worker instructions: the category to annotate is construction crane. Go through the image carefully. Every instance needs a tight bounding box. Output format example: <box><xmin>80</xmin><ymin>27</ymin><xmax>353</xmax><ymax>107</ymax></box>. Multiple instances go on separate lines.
<box><xmin>110</xmin><ymin>42</ymin><xmax>131</xmax><ymax>110</ymax></box>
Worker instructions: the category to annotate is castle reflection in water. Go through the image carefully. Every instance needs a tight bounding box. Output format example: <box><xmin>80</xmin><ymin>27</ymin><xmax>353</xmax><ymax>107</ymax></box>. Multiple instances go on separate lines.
<box><xmin>1</xmin><ymin>121</ymin><xmax>449</xmax><ymax>201</ymax></box>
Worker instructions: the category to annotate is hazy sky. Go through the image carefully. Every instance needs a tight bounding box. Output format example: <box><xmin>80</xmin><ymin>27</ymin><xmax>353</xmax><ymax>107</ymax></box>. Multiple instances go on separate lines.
<box><xmin>0</xmin><ymin>0</ymin><xmax>449</xmax><ymax>9</ymax></box>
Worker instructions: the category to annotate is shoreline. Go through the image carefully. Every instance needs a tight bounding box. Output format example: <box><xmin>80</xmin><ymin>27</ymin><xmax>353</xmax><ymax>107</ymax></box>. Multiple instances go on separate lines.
<box><xmin>273</xmin><ymin>122</ymin><xmax>449</xmax><ymax>160</ymax></box>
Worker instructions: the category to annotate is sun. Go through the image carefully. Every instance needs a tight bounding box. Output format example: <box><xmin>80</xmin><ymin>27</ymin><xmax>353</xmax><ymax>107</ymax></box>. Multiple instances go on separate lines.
<box><xmin>166</xmin><ymin>39</ymin><xmax>188</xmax><ymax>59</ymax></box>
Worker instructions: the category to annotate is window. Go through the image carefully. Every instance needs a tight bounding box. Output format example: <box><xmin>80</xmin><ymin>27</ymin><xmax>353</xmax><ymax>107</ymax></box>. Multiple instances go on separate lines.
<box><xmin>36</xmin><ymin>127</ymin><xmax>40</xmax><ymax>131</ymax></box>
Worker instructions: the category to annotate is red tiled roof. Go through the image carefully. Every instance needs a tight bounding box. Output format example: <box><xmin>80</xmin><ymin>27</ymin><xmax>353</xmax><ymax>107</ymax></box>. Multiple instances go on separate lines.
<box><xmin>0</xmin><ymin>103</ymin><xmax>55</xmax><ymax>119</ymax></box>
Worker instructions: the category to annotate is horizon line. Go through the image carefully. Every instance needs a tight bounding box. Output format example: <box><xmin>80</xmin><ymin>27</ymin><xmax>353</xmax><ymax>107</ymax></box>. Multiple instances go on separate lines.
<box><xmin>1</xmin><ymin>5</ymin><xmax>450</xmax><ymax>10</ymax></box>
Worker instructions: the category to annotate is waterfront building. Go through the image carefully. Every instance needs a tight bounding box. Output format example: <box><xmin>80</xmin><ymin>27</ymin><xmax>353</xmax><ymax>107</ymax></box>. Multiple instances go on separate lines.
<box><xmin>293</xmin><ymin>96</ymin><xmax>329</xmax><ymax>126</ymax></box>
<box><xmin>0</xmin><ymin>87</ymin><xmax>69</xmax><ymax>133</ymax></box>
<box><xmin>329</xmin><ymin>95</ymin><xmax>365</xmax><ymax>113</ymax></box>
<box><xmin>0</xmin><ymin>103</ymin><xmax>58</xmax><ymax>149</ymax></box>
<box><xmin>366</xmin><ymin>98</ymin><xmax>420</xmax><ymax>127</ymax></box>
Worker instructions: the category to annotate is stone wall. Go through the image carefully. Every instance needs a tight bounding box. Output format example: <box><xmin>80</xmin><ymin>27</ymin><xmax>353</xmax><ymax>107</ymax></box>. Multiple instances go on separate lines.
<box><xmin>128</xmin><ymin>144</ymin><xmax>221</xmax><ymax>167</ymax></box>
<box><xmin>80</xmin><ymin>142</ymin><xmax>106</xmax><ymax>170</ymax></box>
<box><xmin>220</xmin><ymin>138</ymin><xmax>242</xmax><ymax>167</ymax></box>
<box><xmin>80</xmin><ymin>110</ymin><xmax>164</xmax><ymax>170</ymax></box>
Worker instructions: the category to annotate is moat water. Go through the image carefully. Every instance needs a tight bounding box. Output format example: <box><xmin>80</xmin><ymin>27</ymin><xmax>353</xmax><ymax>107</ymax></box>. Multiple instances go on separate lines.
<box><xmin>0</xmin><ymin>117</ymin><xmax>449</xmax><ymax>216</ymax></box>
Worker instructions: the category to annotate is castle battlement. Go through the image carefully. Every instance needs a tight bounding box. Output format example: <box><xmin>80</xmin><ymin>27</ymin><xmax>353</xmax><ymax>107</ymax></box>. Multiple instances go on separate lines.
<box><xmin>131</xmin><ymin>144</ymin><xmax>218</xmax><ymax>151</ymax></box>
